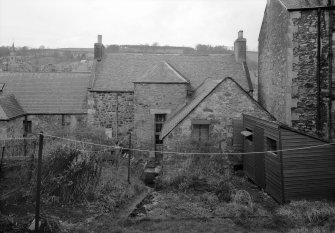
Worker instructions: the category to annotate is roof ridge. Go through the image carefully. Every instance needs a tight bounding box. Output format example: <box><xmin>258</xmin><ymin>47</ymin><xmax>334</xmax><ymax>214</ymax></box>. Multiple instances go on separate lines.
<box><xmin>164</xmin><ymin>61</ymin><xmax>190</xmax><ymax>83</ymax></box>
<box><xmin>160</xmin><ymin>78</ymin><xmax>225</xmax><ymax>139</ymax></box>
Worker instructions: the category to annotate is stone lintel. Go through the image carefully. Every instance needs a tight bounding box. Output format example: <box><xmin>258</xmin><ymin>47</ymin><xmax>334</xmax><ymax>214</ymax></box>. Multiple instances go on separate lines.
<box><xmin>150</xmin><ymin>109</ymin><xmax>171</xmax><ymax>115</ymax></box>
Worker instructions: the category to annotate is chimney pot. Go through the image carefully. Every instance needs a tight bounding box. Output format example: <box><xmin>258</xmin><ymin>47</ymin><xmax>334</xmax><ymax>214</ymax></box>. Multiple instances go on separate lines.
<box><xmin>238</xmin><ymin>30</ymin><xmax>243</xmax><ymax>39</ymax></box>
<box><xmin>234</xmin><ymin>30</ymin><xmax>246</xmax><ymax>63</ymax></box>
<box><xmin>98</xmin><ymin>35</ymin><xmax>102</xmax><ymax>44</ymax></box>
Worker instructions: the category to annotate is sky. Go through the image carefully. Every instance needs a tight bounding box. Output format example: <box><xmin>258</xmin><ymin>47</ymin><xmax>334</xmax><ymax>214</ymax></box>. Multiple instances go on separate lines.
<box><xmin>0</xmin><ymin>0</ymin><xmax>267</xmax><ymax>50</ymax></box>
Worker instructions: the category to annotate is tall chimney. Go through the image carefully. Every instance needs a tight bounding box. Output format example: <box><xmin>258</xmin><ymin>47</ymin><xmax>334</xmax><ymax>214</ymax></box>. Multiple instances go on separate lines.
<box><xmin>234</xmin><ymin>30</ymin><xmax>246</xmax><ymax>63</ymax></box>
<box><xmin>94</xmin><ymin>34</ymin><xmax>104</xmax><ymax>61</ymax></box>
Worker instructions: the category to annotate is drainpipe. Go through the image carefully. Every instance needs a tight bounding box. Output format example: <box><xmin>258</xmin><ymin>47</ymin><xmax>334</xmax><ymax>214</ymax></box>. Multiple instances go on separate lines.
<box><xmin>328</xmin><ymin>1</ymin><xmax>333</xmax><ymax>140</ymax></box>
<box><xmin>316</xmin><ymin>8</ymin><xmax>322</xmax><ymax>133</ymax></box>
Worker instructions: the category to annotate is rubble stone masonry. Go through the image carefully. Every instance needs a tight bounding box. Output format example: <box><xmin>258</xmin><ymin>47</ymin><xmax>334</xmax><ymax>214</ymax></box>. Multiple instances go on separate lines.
<box><xmin>258</xmin><ymin>0</ymin><xmax>291</xmax><ymax>124</ymax></box>
<box><xmin>87</xmin><ymin>91</ymin><xmax>134</xmax><ymax>137</ymax></box>
<box><xmin>133</xmin><ymin>83</ymin><xmax>187</xmax><ymax>150</ymax></box>
<box><xmin>291</xmin><ymin>10</ymin><xmax>333</xmax><ymax>138</ymax></box>
<box><xmin>259</xmin><ymin>0</ymin><xmax>334</xmax><ymax>139</ymax></box>
<box><xmin>163</xmin><ymin>79</ymin><xmax>273</xmax><ymax>179</ymax></box>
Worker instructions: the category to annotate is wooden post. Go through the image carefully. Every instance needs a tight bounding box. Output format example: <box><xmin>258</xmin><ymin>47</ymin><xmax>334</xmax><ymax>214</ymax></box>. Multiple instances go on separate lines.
<box><xmin>35</xmin><ymin>133</ymin><xmax>43</xmax><ymax>233</ymax></box>
<box><xmin>28</xmin><ymin>142</ymin><xmax>36</xmax><ymax>182</ymax></box>
<box><xmin>23</xmin><ymin>116</ymin><xmax>28</xmax><ymax>157</ymax></box>
<box><xmin>128</xmin><ymin>133</ymin><xmax>131</xmax><ymax>184</ymax></box>
<box><xmin>0</xmin><ymin>146</ymin><xmax>5</xmax><ymax>180</ymax></box>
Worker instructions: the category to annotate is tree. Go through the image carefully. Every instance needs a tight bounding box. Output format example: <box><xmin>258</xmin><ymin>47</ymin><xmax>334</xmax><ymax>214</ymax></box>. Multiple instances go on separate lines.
<box><xmin>0</xmin><ymin>46</ymin><xmax>10</xmax><ymax>57</ymax></box>
<box><xmin>152</xmin><ymin>42</ymin><xmax>159</xmax><ymax>47</ymax></box>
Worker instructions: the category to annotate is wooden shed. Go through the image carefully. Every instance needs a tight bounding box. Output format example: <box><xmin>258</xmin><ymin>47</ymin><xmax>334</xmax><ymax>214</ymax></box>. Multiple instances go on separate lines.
<box><xmin>242</xmin><ymin>114</ymin><xmax>335</xmax><ymax>203</ymax></box>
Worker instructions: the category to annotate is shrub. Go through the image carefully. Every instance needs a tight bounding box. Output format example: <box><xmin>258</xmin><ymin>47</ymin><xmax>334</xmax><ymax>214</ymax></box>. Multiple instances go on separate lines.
<box><xmin>41</xmin><ymin>145</ymin><xmax>102</xmax><ymax>204</ymax></box>
<box><xmin>214</xmin><ymin>180</ymin><xmax>235</xmax><ymax>202</ymax></box>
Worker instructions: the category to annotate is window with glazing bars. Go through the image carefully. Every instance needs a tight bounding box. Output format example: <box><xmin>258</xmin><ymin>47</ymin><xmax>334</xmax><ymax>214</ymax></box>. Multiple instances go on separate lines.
<box><xmin>155</xmin><ymin>114</ymin><xmax>166</xmax><ymax>145</ymax></box>
<box><xmin>192</xmin><ymin>124</ymin><xmax>209</xmax><ymax>141</ymax></box>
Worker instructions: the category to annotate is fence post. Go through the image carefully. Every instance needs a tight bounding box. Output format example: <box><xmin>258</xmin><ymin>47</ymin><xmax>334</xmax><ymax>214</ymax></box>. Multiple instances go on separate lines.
<box><xmin>128</xmin><ymin>133</ymin><xmax>131</xmax><ymax>184</ymax></box>
<box><xmin>35</xmin><ymin>132</ymin><xmax>44</xmax><ymax>233</ymax></box>
<box><xmin>28</xmin><ymin>141</ymin><xmax>37</xmax><ymax>182</ymax></box>
<box><xmin>0</xmin><ymin>146</ymin><xmax>5</xmax><ymax>180</ymax></box>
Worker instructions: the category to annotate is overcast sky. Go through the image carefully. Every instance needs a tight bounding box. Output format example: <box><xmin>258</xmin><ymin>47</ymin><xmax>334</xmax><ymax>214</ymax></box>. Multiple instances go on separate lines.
<box><xmin>0</xmin><ymin>0</ymin><xmax>267</xmax><ymax>50</ymax></box>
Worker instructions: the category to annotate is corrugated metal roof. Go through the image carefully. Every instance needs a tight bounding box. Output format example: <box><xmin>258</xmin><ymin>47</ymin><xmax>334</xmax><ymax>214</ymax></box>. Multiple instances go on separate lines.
<box><xmin>0</xmin><ymin>94</ymin><xmax>25</xmax><ymax>120</ymax></box>
<box><xmin>135</xmin><ymin>61</ymin><xmax>189</xmax><ymax>84</ymax></box>
<box><xmin>0</xmin><ymin>72</ymin><xmax>90</xmax><ymax>114</ymax></box>
<box><xmin>279</xmin><ymin>0</ymin><xmax>327</xmax><ymax>9</ymax></box>
<box><xmin>160</xmin><ymin>78</ymin><xmax>224</xmax><ymax>139</ymax></box>
<box><xmin>92</xmin><ymin>53</ymin><xmax>251</xmax><ymax>92</ymax></box>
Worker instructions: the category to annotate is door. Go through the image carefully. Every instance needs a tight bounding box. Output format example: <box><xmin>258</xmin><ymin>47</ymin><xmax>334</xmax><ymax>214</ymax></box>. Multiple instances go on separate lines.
<box><xmin>254</xmin><ymin>126</ymin><xmax>266</xmax><ymax>189</ymax></box>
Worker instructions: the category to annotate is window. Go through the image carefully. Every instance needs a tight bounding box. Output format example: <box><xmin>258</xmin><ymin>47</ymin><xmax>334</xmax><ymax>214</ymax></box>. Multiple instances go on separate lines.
<box><xmin>266</xmin><ymin>137</ymin><xmax>278</xmax><ymax>155</ymax></box>
<box><xmin>192</xmin><ymin>124</ymin><xmax>209</xmax><ymax>141</ymax></box>
<box><xmin>23</xmin><ymin>120</ymin><xmax>32</xmax><ymax>134</ymax></box>
<box><xmin>155</xmin><ymin>114</ymin><xmax>166</xmax><ymax>146</ymax></box>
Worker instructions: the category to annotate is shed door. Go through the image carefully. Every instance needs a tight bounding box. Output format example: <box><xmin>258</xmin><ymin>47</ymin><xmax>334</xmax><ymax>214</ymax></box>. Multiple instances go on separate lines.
<box><xmin>254</xmin><ymin>126</ymin><xmax>266</xmax><ymax>189</ymax></box>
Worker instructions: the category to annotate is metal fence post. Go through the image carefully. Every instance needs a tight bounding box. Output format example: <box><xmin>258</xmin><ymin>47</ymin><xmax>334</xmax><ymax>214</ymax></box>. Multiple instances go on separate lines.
<box><xmin>35</xmin><ymin>132</ymin><xmax>44</xmax><ymax>233</ymax></box>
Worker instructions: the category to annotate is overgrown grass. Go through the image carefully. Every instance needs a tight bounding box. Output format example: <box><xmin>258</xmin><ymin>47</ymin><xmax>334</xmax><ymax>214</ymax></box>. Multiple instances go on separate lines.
<box><xmin>274</xmin><ymin>200</ymin><xmax>335</xmax><ymax>229</ymax></box>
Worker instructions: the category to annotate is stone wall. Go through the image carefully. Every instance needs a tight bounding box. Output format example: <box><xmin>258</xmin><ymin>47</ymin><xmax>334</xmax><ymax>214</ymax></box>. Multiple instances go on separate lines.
<box><xmin>290</xmin><ymin>9</ymin><xmax>334</xmax><ymax>138</ymax></box>
<box><xmin>258</xmin><ymin>0</ymin><xmax>291</xmax><ymax>124</ymax></box>
<box><xmin>258</xmin><ymin>0</ymin><xmax>335</xmax><ymax>139</ymax></box>
<box><xmin>0</xmin><ymin>117</ymin><xmax>25</xmax><ymax>139</ymax></box>
<box><xmin>27</xmin><ymin>114</ymin><xmax>87</xmax><ymax>135</ymax></box>
<box><xmin>163</xmin><ymin>79</ymin><xmax>273</xmax><ymax>178</ymax></box>
<box><xmin>87</xmin><ymin>91</ymin><xmax>134</xmax><ymax>137</ymax></box>
<box><xmin>133</xmin><ymin>83</ymin><xmax>187</xmax><ymax>150</ymax></box>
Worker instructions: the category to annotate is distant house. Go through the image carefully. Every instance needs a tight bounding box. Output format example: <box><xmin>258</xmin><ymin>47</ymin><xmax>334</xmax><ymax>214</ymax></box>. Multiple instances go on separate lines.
<box><xmin>88</xmin><ymin>32</ymin><xmax>255</xmax><ymax>156</ymax></box>
<box><xmin>0</xmin><ymin>95</ymin><xmax>26</xmax><ymax>138</ymax></box>
<box><xmin>258</xmin><ymin>0</ymin><xmax>335</xmax><ymax>140</ymax></box>
<box><xmin>0</xmin><ymin>72</ymin><xmax>90</xmax><ymax>138</ymax></box>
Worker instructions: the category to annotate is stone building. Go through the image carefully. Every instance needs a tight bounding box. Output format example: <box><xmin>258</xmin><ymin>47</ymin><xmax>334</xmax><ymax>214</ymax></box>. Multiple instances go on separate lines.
<box><xmin>159</xmin><ymin>77</ymin><xmax>274</xmax><ymax>177</ymax></box>
<box><xmin>258</xmin><ymin>0</ymin><xmax>335</xmax><ymax>140</ymax></box>
<box><xmin>88</xmin><ymin>32</ymin><xmax>255</xmax><ymax>152</ymax></box>
<box><xmin>0</xmin><ymin>72</ymin><xmax>90</xmax><ymax>138</ymax></box>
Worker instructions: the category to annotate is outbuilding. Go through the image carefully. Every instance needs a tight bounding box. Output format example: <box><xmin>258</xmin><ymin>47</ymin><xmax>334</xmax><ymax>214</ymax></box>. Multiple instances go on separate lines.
<box><xmin>242</xmin><ymin>114</ymin><xmax>335</xmax><ymax>203</ymax></box>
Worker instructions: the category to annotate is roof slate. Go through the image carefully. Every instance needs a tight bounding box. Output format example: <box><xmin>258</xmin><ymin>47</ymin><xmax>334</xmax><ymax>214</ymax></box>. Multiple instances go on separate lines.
<box><xmin>160</xmin><ymin>78</ymin><xmax>224</xmax><ymax>139</ymax></box>
<box><xmin>0</xmin><ymin>95</ymin><xmax>25</xmax><ymax>120</ymax></box>
<box><xmin>92</xmin><ymin>53</ymin><xmax>250</xmax><ymax>92</ymax></box>
<box><xmin>135</xmin><ymin>61</ymin><xmax>189</xmax><ymax>83</ymax></box>
<box><xmin>0</xmin><ymin>73</ymin><xmax>90</xmax><ymax>114</ymax></box>
<box><xmin>279</xmin><ymin>0</ymin><xmax>327</xmax><ymax>9</ymax></box>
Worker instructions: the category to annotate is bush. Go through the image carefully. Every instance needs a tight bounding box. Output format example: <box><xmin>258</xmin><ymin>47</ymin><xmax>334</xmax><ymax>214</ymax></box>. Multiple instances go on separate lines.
<box><xmin>214</xmin><ymin>180</ymin><xmax>235</xmax><ymax>202</ymax></box>
<box><xmin>41</xmin><ymin>145</ymin><xmax>102</xmax><ymax>204</ymax></box>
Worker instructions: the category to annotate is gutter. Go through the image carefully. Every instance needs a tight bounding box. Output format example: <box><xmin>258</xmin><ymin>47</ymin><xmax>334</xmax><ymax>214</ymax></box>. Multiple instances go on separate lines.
<box><xmin>327</xmin><ymin>2</ymin><xmax>333</xmax><ymax>140</ymax></box>
<box><xmin>288</xmin><ymin>6</ymin><xmax>335</xmax><ymax>12</ymax></box>
<box><xmin>316</xmin><ymin>8</ymin><xmax>322</xmax><ymax>133</ymax></box>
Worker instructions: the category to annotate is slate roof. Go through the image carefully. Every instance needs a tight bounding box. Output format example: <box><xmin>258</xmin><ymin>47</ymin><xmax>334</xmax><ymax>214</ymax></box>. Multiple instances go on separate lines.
<box><xmin>160</xmin><ymin>78</ymin><xmax>224</xmax><ymax>139</ymax></box>
<box><xmin>135</xmin><ymin>61</ymin><xmax>189</xmax><ymax>84</ymax></box>
<box><xmin>279</xmin><ymin>0</ymin><xmax>327</xmax><ymax>9</ymax></box>
<box><xmin>160</xmin><ymin>77</ymin><xmax>275</xmax><ymax>139</ymax></box>
<box><xmin>0</xmin><ymin>72</ymin><xmax>90</xmax><ymax>114</ymax></box>
<box><xmin>0</xmin><ymin>94</ymin><xmax>25</xmax><ymax>120</ymax></box>
<box><xmin>91</xmin><ymin>53</ymin><xmax>251</xmax><ymax>92</ymax></box>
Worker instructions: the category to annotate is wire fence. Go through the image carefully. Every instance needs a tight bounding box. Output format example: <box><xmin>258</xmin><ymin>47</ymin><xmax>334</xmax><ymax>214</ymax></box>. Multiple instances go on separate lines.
<box><xmin>1</xmin><ymin>132</ymin><xmax>335</xmax><ymax>232</ymax></box>
<box><xmin>0</xmin><ymin>133</ymin><xmax>150</xmax><ymax>232</ymax></box>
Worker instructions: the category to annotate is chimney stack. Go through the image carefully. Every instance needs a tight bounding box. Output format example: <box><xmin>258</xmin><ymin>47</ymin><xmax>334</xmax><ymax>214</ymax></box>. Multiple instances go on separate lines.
<box><xmin>94</xmin><ymin>34</ymin><xmax>104</xmax><ymax>61</ymax></box>
<box><xmin>234</xmin><ymin>30</ymin><xmax>246</xmax><ymax>63</ymax></box>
